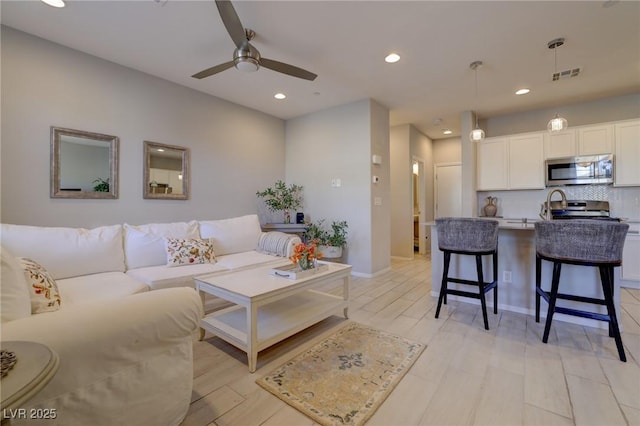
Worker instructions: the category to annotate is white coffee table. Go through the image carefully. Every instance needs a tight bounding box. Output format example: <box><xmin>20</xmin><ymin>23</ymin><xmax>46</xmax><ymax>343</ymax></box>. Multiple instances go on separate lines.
<box><xmin>195</xmin><ymin>261</ymin><xmax>351</xmax><ymax>372</ymax></box>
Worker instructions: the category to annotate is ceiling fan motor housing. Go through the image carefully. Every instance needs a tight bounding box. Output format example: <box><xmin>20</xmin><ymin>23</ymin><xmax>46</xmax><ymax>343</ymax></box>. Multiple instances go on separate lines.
<box><xmin>233</xmin><ymin>41</ymin><xmax>260</xmax><ymax>72</ymax></box>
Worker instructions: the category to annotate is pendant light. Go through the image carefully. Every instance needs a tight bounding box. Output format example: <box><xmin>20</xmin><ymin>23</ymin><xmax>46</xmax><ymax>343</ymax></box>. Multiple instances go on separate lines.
<box><xmin>547</xmin><ymin>38</ymin><xmax>568</xmax><ymax>132</ymax></box>
<box><xmin>469</xmin><ymin>61</ymin><xmax>485</xmax><ymax>142</ymax></box>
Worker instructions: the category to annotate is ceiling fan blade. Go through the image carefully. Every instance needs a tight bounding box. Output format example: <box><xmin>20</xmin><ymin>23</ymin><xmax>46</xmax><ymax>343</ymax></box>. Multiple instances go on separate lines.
<box><xmin>191</xmin><ymin>61</ymin><xmax>235</xmax><ymax>79</ymax></box>
<box><xmin>260</xmin><ymin>58</ymin><xmax>317</xmax><ymax>81</ymax></box>
<box><xmin>215</xmin><ymin>0</ymin><xmax>247</xmax><ymax>49</ymax></box>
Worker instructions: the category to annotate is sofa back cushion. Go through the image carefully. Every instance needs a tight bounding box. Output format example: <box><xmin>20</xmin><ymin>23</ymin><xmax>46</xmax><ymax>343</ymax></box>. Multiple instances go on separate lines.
<box><xmin>0</xmin><ymin>224</ymin><xmax>125</xmax><ymax>279</ymax></box>
<box><xmin>199</xmin><ymin>214</ymin><xmax>262</xmax><ymax>256</ymax></box>
<box><xmin>124</xmin><ymin>221</ymin><xmax>199</xmax><ymax>270</ymax></box>
<box><xmin>0</xmin><ymin>247</ymin><xmax>31</xmax><ymax>323</ymax></box>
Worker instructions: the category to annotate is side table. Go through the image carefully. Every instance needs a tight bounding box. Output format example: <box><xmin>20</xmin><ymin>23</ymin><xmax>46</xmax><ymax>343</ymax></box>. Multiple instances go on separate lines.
<box><xmin>1</xmin><ymin>341</ymin><xmax>59</xmax><ymax>423</ymax></box>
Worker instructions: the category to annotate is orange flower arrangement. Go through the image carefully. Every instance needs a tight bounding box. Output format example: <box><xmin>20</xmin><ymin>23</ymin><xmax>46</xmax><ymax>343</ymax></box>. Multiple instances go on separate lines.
<box><xmin>290</xmin><ymin>241</ymin><xmax>323</xmax><ymax>270</ymax></box>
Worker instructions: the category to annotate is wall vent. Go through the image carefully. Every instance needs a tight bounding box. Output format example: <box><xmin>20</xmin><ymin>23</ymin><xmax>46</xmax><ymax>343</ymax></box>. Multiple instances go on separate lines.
<box><xmin>552</xmin><ymin>67</ymin><xmax>581</xmax><ymax>81</ymax></box>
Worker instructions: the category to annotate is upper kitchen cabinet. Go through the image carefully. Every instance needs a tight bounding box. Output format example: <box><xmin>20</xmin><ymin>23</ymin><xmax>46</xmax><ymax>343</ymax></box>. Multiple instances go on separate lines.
<box><xmin>508</xmin><ymin>133</ymin><xmax>545</xmax><ymax>189</ymax></box>
<box><xmin>577</xmin><ymin>124</ymin><xmax>613</xmax><ymax>155</ymax></box>
<box><xmin>544</xmin><ymin>123</ymin><xmax>614</xmax><ymax>159</ymax></box>
<box><xmin>544</xmin><ymin>130</ymin><xmax>576</xmax><ymax>159</ymax></box>
<box><xmin>477</xmin><ymin>137</ymin><xmax>508</xmax><ymax>190</ymax></box>
<box><xmin>614</xmin><ymin>119</ymin><xmax>640</xmax><ymax>186</ymax></box>
<box><xmin>477</xmin><ymin>133</ymin><xmax>544</xmax><ymax>191</ymax></box>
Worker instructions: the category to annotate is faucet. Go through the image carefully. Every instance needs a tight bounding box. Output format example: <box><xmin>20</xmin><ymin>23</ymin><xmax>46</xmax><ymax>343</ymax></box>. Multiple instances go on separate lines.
<box><xmin>541</xmin><ymin>188</ymin><xmax>568</xmax><ymax>220</ymax></box>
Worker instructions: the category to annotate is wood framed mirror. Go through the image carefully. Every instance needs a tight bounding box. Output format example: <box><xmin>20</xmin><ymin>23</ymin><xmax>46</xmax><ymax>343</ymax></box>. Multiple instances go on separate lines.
<box><xmin>50</xmin><ymin>126</ymin><xmax>119</xmax><ymax>199</ymax></box>
<box><xmin>143</xmin><ymin>141</ymin><xmax>189</xmax><ymax>200</ymax></box>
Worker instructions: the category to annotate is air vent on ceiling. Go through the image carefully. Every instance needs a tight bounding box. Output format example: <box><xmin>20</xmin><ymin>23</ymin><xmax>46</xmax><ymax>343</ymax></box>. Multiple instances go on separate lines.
<box><xmin>552</xmin><ymin>67</ymin><xmax>581</xmax><ymax>81</ymax></box>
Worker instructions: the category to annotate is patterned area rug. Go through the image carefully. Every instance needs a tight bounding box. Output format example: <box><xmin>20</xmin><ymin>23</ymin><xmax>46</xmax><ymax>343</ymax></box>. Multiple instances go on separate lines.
<box><xmin>256</xmin><ymin>322</ymin><xmax>425</xmax><ymax>426</ymax></box>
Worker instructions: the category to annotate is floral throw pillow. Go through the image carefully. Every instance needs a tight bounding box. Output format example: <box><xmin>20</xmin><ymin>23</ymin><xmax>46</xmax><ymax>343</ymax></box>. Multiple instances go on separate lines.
<box><xmin>18</xmin><ymin>258</ymin><xmax>62</xmax><ymax>314</ymax></box>
<box><xmin>164</xmin><ymin>238</ymin><xmax>216</xmax><ymax>267</ymax></box>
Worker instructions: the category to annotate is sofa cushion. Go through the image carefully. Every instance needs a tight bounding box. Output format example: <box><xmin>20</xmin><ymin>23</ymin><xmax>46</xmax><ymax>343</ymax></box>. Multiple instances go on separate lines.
<box><xmin>124</xmin><ymin>221</ymin><xmax>199</xmax><ymax>270</ymax></box>
<box><xmin>126</xmin><ymin>263</ymin><xmax>229</xmax><ymax>291</ymax></box>
<box><xmin>0</xmin><ymin>223</ymin><xmax>125</xmax><ymax>279</ymax></box>
<box><xmin>0</xmin><ymin>248</ymin><xmax>32</xmax><ymax>323</ymax></box>
<box><xmin>215</xmin><ymin>251</ymin><xmax>287</xmax><ymax>271</ymax></box>
<box><xmin>199</xmin><ymin>214</ymin><xmax>262</xmax><ymax>256</ymax></box>
<box><xmin>164</xmin><ymin>237</ymin><xmax>216</xmax><ymax>267</ymax></box>
<box><xmin>19</xmin><ymin>257</ymin><xmax>62</xmax><ymax>314</ymax></box>
<box><xmin>56</xmin><ymin>272</ymin><xmax>149</xmax><ymax>307</ymax></box>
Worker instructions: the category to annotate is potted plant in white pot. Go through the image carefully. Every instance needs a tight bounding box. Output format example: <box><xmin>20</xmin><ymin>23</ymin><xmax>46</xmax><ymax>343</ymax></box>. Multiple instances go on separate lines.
<box><xmin>256</xmin><ymin>180</ymin><xmax>303</xmax><ymax>224</ymax></box>
<box><xmin>303</xmin><ymin>219</ymin><xmax>348</xmax><ymax>259</ymax></box>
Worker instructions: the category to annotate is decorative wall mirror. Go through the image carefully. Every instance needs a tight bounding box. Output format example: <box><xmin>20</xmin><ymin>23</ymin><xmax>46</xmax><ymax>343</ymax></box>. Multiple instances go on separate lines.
<box><xmin>143</xmin><ymin>141</ymin><xmax>189</xmax><ymax>200</ymax></box>
<box><xmin>50</xmin><ymin>126</ymin><xmax>119</xmax><ymax>199</ymax></box>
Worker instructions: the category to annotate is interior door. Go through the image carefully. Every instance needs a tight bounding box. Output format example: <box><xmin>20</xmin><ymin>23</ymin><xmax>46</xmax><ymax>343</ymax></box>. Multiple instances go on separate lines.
<box><xmin>435</xmin><ymin>163</ymin><xmax>462</xmax><ymax>218</ymax></box>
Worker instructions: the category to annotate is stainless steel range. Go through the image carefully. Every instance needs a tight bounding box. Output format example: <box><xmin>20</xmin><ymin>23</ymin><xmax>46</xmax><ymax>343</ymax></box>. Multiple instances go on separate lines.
<box><xmin>548</xmin><ymin>199</ymin><xmax>619</xmax><ymax>221</ymax></box>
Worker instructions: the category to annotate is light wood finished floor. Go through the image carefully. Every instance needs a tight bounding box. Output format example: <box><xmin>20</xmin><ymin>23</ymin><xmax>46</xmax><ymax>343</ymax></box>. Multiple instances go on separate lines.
<box><xmin>182</xmin><ymin>255</ymin><xmax>640</xmax><ymax>426</ymax></box>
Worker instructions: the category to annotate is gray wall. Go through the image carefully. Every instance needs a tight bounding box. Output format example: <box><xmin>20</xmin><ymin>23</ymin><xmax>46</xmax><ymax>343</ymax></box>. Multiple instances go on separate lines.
<box><xmin>483</xmin><ymin>93</ymin><xmax>640</xmax><ymax>137</ymax></box>
<box><xmin>285</xmin><ymin>99</ymin><xmax>390</xmax><ymax>276</ymax></box>
<box><xmin>1</xmin><ymin>27</ymin><xmax>285</xmax><ymax>228</ymax></box>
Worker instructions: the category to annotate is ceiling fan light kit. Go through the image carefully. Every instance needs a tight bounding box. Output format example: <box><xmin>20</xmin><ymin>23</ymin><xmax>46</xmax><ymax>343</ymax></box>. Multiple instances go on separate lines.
<box><xmin>547</xmin><ymin>37</ymin><xmax>569</xmax><ymax>133</ymax></box>
<box><xmin>192</xmin><ymin>0</ymin><xmax>317</xmax><ymax>81</ymax></box>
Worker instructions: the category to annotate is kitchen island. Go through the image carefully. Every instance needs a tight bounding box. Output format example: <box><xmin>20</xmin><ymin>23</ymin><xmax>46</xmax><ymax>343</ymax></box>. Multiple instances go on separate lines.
<box><xmin>429</xmin><ymin>218</ymin><xmax>630</xmax><ymax>329</ymax></box>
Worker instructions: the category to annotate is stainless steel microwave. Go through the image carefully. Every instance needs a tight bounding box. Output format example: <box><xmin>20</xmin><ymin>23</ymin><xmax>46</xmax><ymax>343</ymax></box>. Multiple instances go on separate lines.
<box><xmin>545</xmin><ymin>154</ymin><xmax>614</xmax><ymax>186</ymax></box>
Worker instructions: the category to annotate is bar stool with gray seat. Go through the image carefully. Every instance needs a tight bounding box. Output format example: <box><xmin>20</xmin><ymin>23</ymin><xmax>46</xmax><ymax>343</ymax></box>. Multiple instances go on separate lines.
<box><xmin>434</xmin><ymin>217</ymin><xmax>499</xmax><ymax>330</ymax></box>
<box><xmin>535</xmin><ymin>219</ymin><xmax>629</xmax><ymax>362</ymax></box>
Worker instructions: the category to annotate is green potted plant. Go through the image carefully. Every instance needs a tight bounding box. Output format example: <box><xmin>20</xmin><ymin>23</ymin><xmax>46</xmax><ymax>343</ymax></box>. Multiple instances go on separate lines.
<box><xmin>256</xmin><ymin>180</ymin><xmax>303</xmax><ymax>223</ymax></box>
<box><xmin>92</xmin><ymin>178</ymin><xmax>110</xmax><ymax>192</ymax></box>
<box><xmin>303</xmin><ymin>219</ymin><xmax>348</xmax><ymax>259</ymax></box>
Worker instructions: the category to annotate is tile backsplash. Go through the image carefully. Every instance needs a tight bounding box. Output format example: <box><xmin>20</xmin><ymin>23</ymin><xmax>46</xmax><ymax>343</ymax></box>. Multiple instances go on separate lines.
<box><xmin>478</xmin><ymin>186</ymin><xmax>640</xmax><ymax>221</ymax></box>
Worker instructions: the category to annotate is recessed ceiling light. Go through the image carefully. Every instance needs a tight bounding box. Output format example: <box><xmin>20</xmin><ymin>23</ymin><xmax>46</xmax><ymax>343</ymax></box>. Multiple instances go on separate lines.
<box><xmin>443</xmin><ymin>129</ymin><xmax>453</xmax><ymax>135</ymax></box>
<box><xmin>274</xmin><ymin>93</ymin><xmax>286</xmax><ymax>100</ymax></box>
<box><xmin>41</xmin><ymin>0</ymin><xmax>65</xmax><ymax>7</ymax></box>
<box><xmin>156</xmin><ymin>148</ymin><xmax>165</xmax><ymax>152</ymax></box>
<box><xmin>385</xmin><ymin>53</ymin><xmax>400</xmax><ymax>63</ymax></box>
<box><xmin>515</xmin><ymin>88</ymin><xmax>531</xmax><ymax>95</ymax></box>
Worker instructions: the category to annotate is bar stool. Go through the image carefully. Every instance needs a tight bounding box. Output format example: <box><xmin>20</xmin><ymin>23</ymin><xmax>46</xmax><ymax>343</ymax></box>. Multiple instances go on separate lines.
<box><xmin>434</xmin><ymin>217</ymin><xmax>499</xmax><ymax>330</ymax></box>
<box><xmin>535</xmin><ymin>220</ymin><xmax>629</xmax><ymax>362</ymax></box>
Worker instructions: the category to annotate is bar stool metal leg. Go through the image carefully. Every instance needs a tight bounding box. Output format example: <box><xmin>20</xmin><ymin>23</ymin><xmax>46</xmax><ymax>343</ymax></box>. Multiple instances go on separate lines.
<box><xmin>542</xmin><ymin>261</ymin><xmax>562</xmax><ymax>343</ymax></box>
<box><xmin>475</xmin><ymin>254</ymin><xmax>489</xmax><ymax>330</ymax></box>
<box><xmin>535</xmin><ymin>255</ymin><xmax>541</xmax><ymax>323</ymax></box>
<box><xmin>435</xmin><ymin>251</ymin><xmax>451</xmax><ymax>319</ymax></box>
<box><xmin>599</xmin><ymin>266</ymin><xmax>626</xmax><ymax>362</ymax></box>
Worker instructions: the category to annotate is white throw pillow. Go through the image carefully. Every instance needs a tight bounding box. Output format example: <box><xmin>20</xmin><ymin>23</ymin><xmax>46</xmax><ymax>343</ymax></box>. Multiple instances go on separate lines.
<box><xmin>18</xmin><ymin>257</ymin><xmax>62</xmax><ymax>314</ymax></box>
<box><xmin>0</xmin><ymin>247</ymin><xmax>32</xmax><ymax>323</ymax></box>
<box><xmin>0</xmin><ymin>223</ymin><xmax>125</xmax><ymax>280</ymax></box>
<box><xmin>199</xmin><ymin>214</ymin><xmax>262</xmax><ymax>256</ymax></box>
<box><xmin>164</xmin><ymin>238</ymin><xmax>216</xmax><ymax>267</ymax></box>
<box><xmin>124</xmin><ymin>221</ymin><xmax>199</xmax><ymax>270</ymax></box>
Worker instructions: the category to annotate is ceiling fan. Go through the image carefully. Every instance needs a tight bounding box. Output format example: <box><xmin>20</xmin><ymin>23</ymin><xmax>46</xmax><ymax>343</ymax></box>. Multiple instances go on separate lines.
<box><xmin>192</xmin><ymin>0</ymin><xmax>317</xmax><ymax>81</ymax></box>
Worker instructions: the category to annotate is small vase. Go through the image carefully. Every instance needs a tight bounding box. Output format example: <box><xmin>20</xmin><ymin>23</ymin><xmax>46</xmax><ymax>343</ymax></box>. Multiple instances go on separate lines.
<box><xmin>284</xmin><ymin>210</ymin><xmax>291</xmax><ymax>224</ymax></box>
<box><xmin>483</xmin><ymin>197</ymin><xmax>497</xmax><ymax>217</ymax></box>
<box><xmin>299</xmin><ymin>255</ymin><xmax>315</xmax><ymax>271</ymax></box>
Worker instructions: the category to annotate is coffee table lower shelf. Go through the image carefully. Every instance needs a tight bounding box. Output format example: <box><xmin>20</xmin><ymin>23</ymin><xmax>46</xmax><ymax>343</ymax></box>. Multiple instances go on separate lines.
<box><xmin>200</xmin><ymin>290</ymin><xmax>347</xmax><ymax>371</ymax></box>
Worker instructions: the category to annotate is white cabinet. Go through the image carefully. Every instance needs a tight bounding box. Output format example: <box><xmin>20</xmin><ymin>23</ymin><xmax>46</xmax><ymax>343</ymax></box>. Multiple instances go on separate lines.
<box><xmin>477</xmin><ymin>133</ymin><xmax>544</xmax><ymax>190</ymax></box>
<box><xmin>477</xmin><ymin>137</ymin><xmax>508</xmax><ymax>190</ymax></box>
<box><xmin>508</xmin><ymin>133</ymin><xmax>545</xmax><ymax>189</ymax></box>
<box><xmin>544</xmin><ymin>123</ymin><xmax>614</xmax><ymax>159</ymax></box>
<box><xmin>614</xmin><ymin>119</ymin><xmax>640</xmax><ymax>186</ymax></box>
<box><xmin>622</xmin><ymin>225</ymin><xmax>640</xmax><ymax>283</ymax></box>
<box><xmin>544</xmin><ymin>130</ymin><xmax>576</xmax><ymax>159</ymax></box>
<box><xmin>578</xmin><ymin>124</ymin><xmax>613</xmax><ymax>155</ymax></box>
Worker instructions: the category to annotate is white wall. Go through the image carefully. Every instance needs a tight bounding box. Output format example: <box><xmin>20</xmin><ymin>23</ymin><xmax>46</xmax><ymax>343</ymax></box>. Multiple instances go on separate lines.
<box><xmin>390</xmin><ymin>125</ymin><xmax>412</xmax><ymax>258</ymax></box>
<box><xmin>390</xmin><ymin>124</ymin><xmax>434</xmax><ymax>258</ymax></box>
<box><xmin>285</xmin><ymin>99</ymin><xmax>390</xmax><ymax>275</ymax></box>
<box><xmin>433</xmin><ymin>137</ymin><xmax>461</xmax><ymax>164</ymax></box>
<box><xmin>1</xmin><ymin>27</ymin><xmax>285</xmax><ymax>228</ymax></box>
<box><xmin>484</xmin><ymin>93</ymin><xmax>640</xmax><ymax>137</ymax></box>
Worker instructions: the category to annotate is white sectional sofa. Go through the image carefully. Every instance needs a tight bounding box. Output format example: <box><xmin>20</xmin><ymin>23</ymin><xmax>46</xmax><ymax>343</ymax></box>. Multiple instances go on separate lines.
<box><xmin>0</xmin><ymin>214</ymin><xmax>300</xmax><ymax>425</ymax></box>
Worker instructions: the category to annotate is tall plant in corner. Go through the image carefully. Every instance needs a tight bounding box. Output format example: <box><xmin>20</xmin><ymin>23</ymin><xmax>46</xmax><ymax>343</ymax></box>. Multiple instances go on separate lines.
<box><xmin>256</xmin><ymin>180</ymin><xmax>303</xmax><ymax>224</ymax></box>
